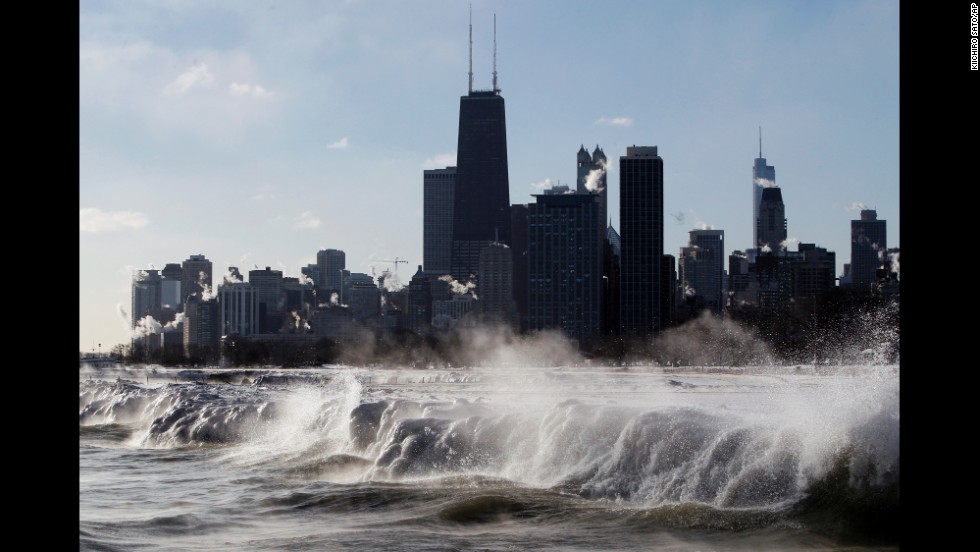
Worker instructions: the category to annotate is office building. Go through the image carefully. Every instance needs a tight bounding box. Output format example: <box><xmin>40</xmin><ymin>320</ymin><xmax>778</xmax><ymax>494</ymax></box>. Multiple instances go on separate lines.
<box><xmin>424</xmin><ymin>167</ymin><xmax>456</xmax><ymax>276</ymax></box>
<box><xmin>620</xmin><ymin>146</ymin><xmax>664</xmax><ymax>336</ymax></box>
<box><xmin>679</xmin><ymin>229</ymin><xmax>725</xmax><ymax>314</ymax></box>
<box><xmin>527</xmin><ymin>191</ymin><xmax>603</xmax><ymax>345</ymax></box>
<box><xmin>181</xmin><ymin>254</ymin><xmax>213</xmax><ymax>304</ymax></box>
<box><xmin>752</xmin><ymin>129</ymin><xmax>776</xmax><ymax>248</ymax></box>
<box><xmin>451</xmin><ymin>16</ymin><xmax>511</xmax><ymax>281</ymax></box>
<box><xmin>850</xmin><ymin>209</ymin><xmax>886</xmax><ymax>293</ymax></box>
<box><xmin>317</xmin><ymin>249</ymin><xmax>346</xmax><ymax>298</ymax></box>
<box><xmin>219</xmin><ymin>281</ymin><xmax>258</xmax><ymax>337</ymax></box>
<box><xmin>757</xmin><ymin>187</ymin><xmax>787</xmax><ymax>251</ymax></box>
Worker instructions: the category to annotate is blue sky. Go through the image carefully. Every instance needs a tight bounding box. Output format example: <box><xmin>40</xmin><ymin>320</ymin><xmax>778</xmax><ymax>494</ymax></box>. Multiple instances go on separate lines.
<box><xmin>79</xmin><ymin>0</ymin><xmax>900</xmax><ymax>352</ymax></box>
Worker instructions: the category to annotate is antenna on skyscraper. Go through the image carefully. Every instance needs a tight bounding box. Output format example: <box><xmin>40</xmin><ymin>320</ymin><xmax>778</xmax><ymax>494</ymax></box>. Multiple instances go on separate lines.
<box><xmin>492</xmin><ymin>13</ymin><xmax>498</xmax><ymax>92</ymax></box>
<box><xmin>759</xmin><ymin>126</ymin><xmax>763</xmax><ymax>157</ymax></box>
<box><xmin>468</xmin><ymin>4</ymin><xmax>473</xmax><ymax>93</ymax></box>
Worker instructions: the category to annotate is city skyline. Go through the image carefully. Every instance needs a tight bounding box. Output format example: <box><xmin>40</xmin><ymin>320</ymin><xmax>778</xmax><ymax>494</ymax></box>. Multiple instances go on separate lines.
<box><xmin>80</xmin><ymin>0</ymin><xmax>899</xmax><ymax>352</ymax></box>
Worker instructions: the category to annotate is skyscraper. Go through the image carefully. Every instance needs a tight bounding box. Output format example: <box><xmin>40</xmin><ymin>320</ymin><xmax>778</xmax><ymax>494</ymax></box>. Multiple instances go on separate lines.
<box><xmin>423</xmin><ymin>167</ymin><xmax>456</xmax><ymax>276</ymax></box>
<box><xmin>478</xmin><ymin>242</ymin><xmax>517</xmax><ymax>330</ymax></box>
<box><xmin>248</xmin><ymin>266</ymin><xmax>284</xmax><ymax>334</ymax></box>
<box><xmin>620</xmin><ymin>146</ymin><xmax>664</xmax><ymax>336</ymax></box>
<box><xmin>756</xmin><ymin>187</ymin><xmax>787</xmax><ymax>251</ymax></box>
<box><xmin>181</xmin><ymin>254</ymin><xmax>212</xmax><ymax>304</ymax></box>
<box><xmin>131</xmin><ymin>269</ymin><xmax>162</xmax><ymax>327</ymax></box>
<box><xmin>850</xmin><ymin>209</ymin><xmax>886</xmax><ymax>293</ymax></box>
<box><xmin>451</xmin><ymin>15</ymin><xmax>510</xmax><ymax>282</ymax></box>
<box><xmin>752</xmin><ymin>129</ymin><xmax>776</xmax><ymax>248</ymax></box>
<box><xmin>316</xmin><ymin>249</ymin><xmax>346</xmax><ymax>298</ymax></box>
<box><xmin>577</xmin><ymin>144</ymin><xmax>609</xmax><ymax>231</ymax></box>
<box><xmin>679</xmin><ymin>229</ymin><xmax>725</xmax><ymax>314</ymax></box>
<box><xmin>528</xmin><ymin>191</ymin><xmax>603</xmax><ymax>345</ymax></box>
<box><xmin>219</xmin><ymin>281</ymin><xmax>258</xmax><ymax>337</ymax></box>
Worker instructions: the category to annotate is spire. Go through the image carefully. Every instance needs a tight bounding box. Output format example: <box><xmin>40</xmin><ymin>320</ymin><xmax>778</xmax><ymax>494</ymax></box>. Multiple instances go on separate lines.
<box><xmin>492</xmin><ymin>13</ymin><xmax>498</xmax><ymax>92</ymax></box>
<box><xmin>468</xmin><ymin>4</ymin><xmax>473</xmax><ymax>93</ymax></box>
<box><xmin>759</xmin><ymin>126</ymin><xmax>762</xmax><ymax>158</ymax></box>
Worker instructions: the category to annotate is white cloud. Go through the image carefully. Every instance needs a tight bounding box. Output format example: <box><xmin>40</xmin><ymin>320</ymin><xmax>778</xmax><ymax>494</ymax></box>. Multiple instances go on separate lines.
<box><xmin>295</xmin><ymin>211</ymin><xmax>322</xmax><ymax>229</ymax></box>
<box><xmin>229</xmin><ymin>82</ymin><xmax>272</xmax><ymax>98</ymax></box>
<box><xmin>847</xmin><ymin>201</ymin><xmax>868</xmax><ymax>211</ymax></box>
<box><xmin>327</xmin><ymin>137</ymin><xmax>349</xmax><ymax>149</ymax></box>
<box><xmin>163</xmin><ymin>62</ymin><xmax>215</xmax><ymax>95</ymax></box>
<box><xmin>422</xmin><ymin>152</ymin><xmax>456</xmax><ymax>169</ymax></box>
<box><xmin>80</xmin><ymin>42</ymin><xmax>277</xmax><ymax>143</ymax></box>
<box><xmin>530</xmin><ymin>178</ymin><xmax>556</xmax><ymax>191</ymax></box>
<box><xmin>80</xmin><ymin>208</ymin><xmax>149</xmax><ymax>233</ymax></box>
<box><xmin>595</xmin><ymin>116</ymin><xmax>633</xmax><ymax>127</ymax></box>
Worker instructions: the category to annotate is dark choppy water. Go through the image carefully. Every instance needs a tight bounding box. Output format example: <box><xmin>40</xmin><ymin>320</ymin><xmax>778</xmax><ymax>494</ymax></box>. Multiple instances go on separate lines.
<box><xmin>79</xmin><ymin>364</ymin><xmax>899</xmax><ymax>551</ymax></box>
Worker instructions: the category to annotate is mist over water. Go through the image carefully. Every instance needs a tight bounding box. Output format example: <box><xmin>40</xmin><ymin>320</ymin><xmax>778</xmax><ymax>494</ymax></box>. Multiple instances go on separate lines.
<box><xmin>80</xmin><ymin>318</ymin><xmax>898</xmax><ymax>551</ymax></box>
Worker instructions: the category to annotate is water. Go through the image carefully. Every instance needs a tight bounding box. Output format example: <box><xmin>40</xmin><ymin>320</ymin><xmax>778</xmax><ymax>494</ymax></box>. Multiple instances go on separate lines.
<box><xmin>79</xmin><ymin>363</ymin><xmax>899</xmax><ymax>550</ymax></box>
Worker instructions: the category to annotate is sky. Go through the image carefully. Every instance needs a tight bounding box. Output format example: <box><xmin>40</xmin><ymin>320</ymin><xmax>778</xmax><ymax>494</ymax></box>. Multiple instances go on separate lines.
<box><xmin>79</xmin><ymin>0</ymin><xmax>900</xmax><ymax>353</ymax></box>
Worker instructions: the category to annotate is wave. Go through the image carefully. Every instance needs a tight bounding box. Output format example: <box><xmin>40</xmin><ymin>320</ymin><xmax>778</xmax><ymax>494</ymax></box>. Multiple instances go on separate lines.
<box><xmin>79</xmin><ymin>367</ymin><xmax>898</xmax><ymax>542</ymax></box>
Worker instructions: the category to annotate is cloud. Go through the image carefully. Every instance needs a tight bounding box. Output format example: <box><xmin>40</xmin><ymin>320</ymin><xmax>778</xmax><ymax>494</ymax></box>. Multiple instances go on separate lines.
<box><xmin>422</xmin><ymin>152</ymin><xmax>457</xmax><ymax>169</ymax></box>
<box><xmin>228</xmin><ymin>82</ymin><xmax>272</xmax><ymax>98</ymax></box>
<box><xmin>327</xmin><ymin>137</ymin><xmax>349</xmax><ymax>149</ymax></box>
<box><xmin>294</xmin><ymin>211</ymin><xmax>321</xmax><ymax>229</ymax></box>
<box><xmin>584</xmin><ymin>164</ymin><xmax>606</xmax><ymax>192</ymax></box>
<box><xmin>80</xmin><ymin>208</ymin><xmax>149</xmax><ymax>233</ymax></box>
<box><xmin>595</xmin><ymin>116</ymin><xmax>633</xmax><ymax>127</ymax></box>
<box><xmin>438</xmin><ymin>275</ymin><xmax>477</xmax><ymax>298</ymax></box>
<box><xmin>163</xmin><ymin>62</ymin><xmax>215</xmax><ymax>95</ymax></box>
<box><xmin>133</xmin><ymin>315</ymin><xmax>163</xmax><ymax>338</ymax></box>
<box><xmin>530</xmin><ymin>178</ymin><xmax>556</xmax><ymax>191</ymax></box>
<box><xmin>163</xmin><ymin>312</ymin><xmax>185</xmax><ymax>332</ymax></box>
<box><xmin>780</xmin><ymin>237</ymin><xmax>800</xmax><ymax>251</ymax></box>
<box><xmin>753</xmin><ymin>177</ymin><xmax>777</xmax><ymax>188</ymax></box>
<box><xmin>847</xmin><ymin>201</ymin><xmax>868</xmax><ymax>211</ymax></box>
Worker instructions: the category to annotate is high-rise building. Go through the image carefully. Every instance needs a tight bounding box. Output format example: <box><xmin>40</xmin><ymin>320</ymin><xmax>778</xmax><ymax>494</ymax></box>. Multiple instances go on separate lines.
<box><xmin>316</xmin><ymin>249</ymin><xmax>346</xmax><ymax>298</ymax></box>
<box><xmin>752</xmin><ymin>129</ymin><xmax>776</xmax><ymax>248</ymax></box>
<box><xmin>790</xmin><ymin>244</ymin><xmax>837</xmax><ymax>301</ymax></box>
<box><xmin>183</xmin><ymin>294</ymin><xmax>220</xmax><ymax>361</ymax></box>
<box><xmin>577</xmin><ymin>144</ymin><xmax>609</xmax><ymax>232</ymax></box>
<box><xmin>850</xmin><ymin>209</ymin><xmax>886</xmax><ymax>293</ymax></box>
<box><xmin>527</xmin><ymin>191</ymin><xmax>603</xmax><ymax>345</ymax></box>
<box><xmin>478</xmin><ymin>242</ymin><xmax>517</xmax><ymax>330</ymax></box>
<box><xmin>423</xmin><ymin>167</ymin><xmax>456</xmax><ymax>276</ymax></box>
<box><xmin>131</xmin><ymin>269</ymin><xmax>162</xmax><ymax>327</ymax></box>
<box><xmin>757</xmin><ymin>187</ymin><xmax>787</xmax><ymax>251</ymax></box>
<box><xmin>451</xmin><ymin>16</ymin><xmax>510</xmax><ymax>281</ymax></box>
<box><xmin>679</xmin><ymin>229</ymin><xmax>725</xmax><ymax>314</ymax></box>
<box><xmin>159</xmin><ymin>263</ymin><xmax>183</xmax><ymax>315</ymax></box>
<box><xmin>620</xmin><ymin>146</ymin><xmax>664</xmax><ymax>336</ymax></box>
<box><xmin>181</xmin><ymin>254</ymin><xmax>213</xmax><ymax>304</ymax></box>
<box><xmin>603</xmin><ymin>224</ymin><xmax>622</xmax><ymax>336</ymax></box>
<box><xmin>407</xmin><ymin>265</ymin><xmax>432</xmax><ymax>335</ymax></box>
<box><xmin>345</xmin><ymin>273</ymin><xmax>381</xmax><ymax>325</ymax></box>
<box><xmin>219</xmin><ymin>281</ymin><xmax>258</xmax><ymax>337</ymax></box>
<box><xmin>248</xmin><ymin>266</ymin><xmax>284</xmax><ymax>334</ymax></box>
<box><xmin>510</xmin><ymin>204</ymin><xmax>529</xmax><ymax>332</ymax></box>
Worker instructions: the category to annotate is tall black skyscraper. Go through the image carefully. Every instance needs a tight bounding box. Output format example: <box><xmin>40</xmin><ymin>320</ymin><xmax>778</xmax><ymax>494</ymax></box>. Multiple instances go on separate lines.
<box><xmin>451</xmin><ymin>14</ymin><xmax>510</xmax><ymax>282</ymax></box>
<box><xmin>620</xmin><ymin>146</ymin><xmax>664</xmax><ymax>336</ymax></box>
<box><xmin>752</xmin><ymin>128</ymin><xmax>776</xmax><ymax>249</ymax></box>
<box><xmin>850</xmin><ymin>209</ymin><xmax>886</xmax><ymax>293</ymax></box>
<box><xmin>423</xmin><ymin>167</ymin><xmax>456</xmax><ymax>276</ymax></box>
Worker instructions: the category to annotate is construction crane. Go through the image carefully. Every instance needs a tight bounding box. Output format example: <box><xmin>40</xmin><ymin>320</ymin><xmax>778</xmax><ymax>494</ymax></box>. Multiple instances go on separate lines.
<box><xmin>373</xmin><ymin>257</ymin><xmax>408</xmax><ymax>277</ymax></box>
